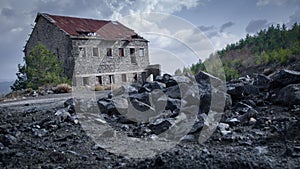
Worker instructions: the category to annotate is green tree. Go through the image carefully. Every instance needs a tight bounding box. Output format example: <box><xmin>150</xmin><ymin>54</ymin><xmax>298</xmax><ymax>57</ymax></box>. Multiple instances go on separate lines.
<box><xmin>182</xmin><ymin>67</ymin><xmax>192</xmax><ymax>75</ymax></box>
<box><xmin>11</xmin><ymin>64</ymin><xmax>27</xmax><ymax>91</ymax></box>
<box><xmin>11</xmin><ymin>43</ymin><xmax>70</xmax><ymax>90</ymax></box>
<box><xmin>174</xmin><ymin>68</ymin><xmax>182</xmax><ymax>75</ymax></box>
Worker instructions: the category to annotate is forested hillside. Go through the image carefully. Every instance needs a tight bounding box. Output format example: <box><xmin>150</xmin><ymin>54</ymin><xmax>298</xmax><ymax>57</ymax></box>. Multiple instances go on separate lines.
<box><xmin>189</xmin><ymin>23</ymin><xmax>300</xmax><ymax>80</ymax></box>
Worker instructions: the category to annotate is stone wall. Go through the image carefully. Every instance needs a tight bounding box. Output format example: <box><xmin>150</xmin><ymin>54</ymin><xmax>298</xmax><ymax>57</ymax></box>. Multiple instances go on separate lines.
<box><xmin>24</xmin><ymin>16</ymin><xmax>74</xmax><ymax>78</ymax></box>
<box><xmin>73</xmin><ymin>38</ymin><xmax>150</xmax><ymax>86</ymax></box>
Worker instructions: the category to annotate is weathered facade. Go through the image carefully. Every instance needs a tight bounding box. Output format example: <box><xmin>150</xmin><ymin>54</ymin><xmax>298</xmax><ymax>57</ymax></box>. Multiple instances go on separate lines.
<box><xmin>25</xmin><ymin>13</ymin><xmax>157</xmax><ymax>86</ymax></box>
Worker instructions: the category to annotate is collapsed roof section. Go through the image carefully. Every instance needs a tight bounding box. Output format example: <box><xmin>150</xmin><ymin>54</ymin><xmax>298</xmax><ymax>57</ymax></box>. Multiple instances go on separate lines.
<box><xmin>37</xmin><ymin>13</ymin><xmax>148</xmax><ymax>41</ymax></box>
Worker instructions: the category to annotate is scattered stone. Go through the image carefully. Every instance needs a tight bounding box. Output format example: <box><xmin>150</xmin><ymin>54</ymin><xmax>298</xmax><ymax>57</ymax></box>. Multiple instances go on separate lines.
<box><xmin>227</xmin><ymin>83</ymin><xmax>245</xmax><ymax>100</ymax></box>
<box><xmin>180</xmin><ymin>134</ymin><xmax>196</xmax><ymax>142</ymax></box>
<box><xmin>0</xmin><ymin>134</ymin><xmax>17</xmax><ymax>146</ymax></box>
<box><xmin>228</xmin><ymin>118</ymin><xmax>240</xmax><ymax>125</ymax></box>
<box><xmin>149</xmin><ymin>119</ymin><xmax>172</xmax><ymax>135</ymax></box>
<box><xmin>253</xmin><ymin>146</ymin><xmax>268</xmax><ymax>155</ymax></box>
<box><xmin>218</xmin><ymin>123</ymin><xmax>231</xmax><ymax>135</ymax></box>
<box><xmin>249</xmin><ymin>117</ymin><xmax>257</xmax><ymax>125</ymax></box>
<box><xmin>0</xmin><ymin>142</ymin><xmax>4</xmax><ymax>149</ymax></box>
<box><xmin>55</xmin><ymin>109</ymin><xmax>71</xmax><ymax>123</ymax></box>
<box><xmin>235</xmin><ymin>102</ymin><xmax>258</xmax><ymax>123</ymax></box>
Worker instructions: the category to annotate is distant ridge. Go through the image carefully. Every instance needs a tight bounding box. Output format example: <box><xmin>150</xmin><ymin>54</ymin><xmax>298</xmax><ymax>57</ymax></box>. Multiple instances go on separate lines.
<box><xmin>0</xmin><ymin>81</ymin><xmax>13</xmax><ymax>96</ymax></box>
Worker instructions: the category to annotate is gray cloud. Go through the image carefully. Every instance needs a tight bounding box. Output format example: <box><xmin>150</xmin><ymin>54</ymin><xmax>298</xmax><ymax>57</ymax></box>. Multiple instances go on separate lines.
<box><xmin>245</xmin><ymin>19</ymin><xmax>268</xmax><ymax>33</ymax></box>
<box><xmin>220</xmin><ymin>21</ymin><xmax>234</xmax><ymax>32</ymax></box>
<box><xmin>207</xmin><ymin>31</ymin><xmax>220</xmax><ymax>38</ymax></box>
<box><xmin>256</xmin><ymin>0</ymin><xmax>300</xmax><ymax>7</ymax></box>
<box><xmin>288</xmin><ymin>8</ymin><xmax>300</xmax><ymax>27</ymax></box>
<box><xmin>198</xmin><ymin>25</ymin><xmax>216</xmax><ymax>32</ymax></box>
<box><xmin>1</xmin><ymin>8</ymin><xmax>15</xmax><ymax>17</ymax></box>
<box><xmin>197</xmin><ymin>25</ymin><xmax>220</xmax><ymax>38</ymax></box>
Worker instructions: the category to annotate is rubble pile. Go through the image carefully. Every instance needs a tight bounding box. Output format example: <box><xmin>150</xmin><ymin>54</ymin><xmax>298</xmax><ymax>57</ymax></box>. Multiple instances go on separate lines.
<box><xmin>0</xmin><ymin>69</ymin><xmax>299</xmax><ymax>168</ymax></box>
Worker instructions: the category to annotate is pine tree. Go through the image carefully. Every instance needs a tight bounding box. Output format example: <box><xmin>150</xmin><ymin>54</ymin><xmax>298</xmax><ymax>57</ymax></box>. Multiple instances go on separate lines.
<box><xmin>11</xmin><ymin>43</ymin><xmax>70</xmax><ymax>90</ymax></box>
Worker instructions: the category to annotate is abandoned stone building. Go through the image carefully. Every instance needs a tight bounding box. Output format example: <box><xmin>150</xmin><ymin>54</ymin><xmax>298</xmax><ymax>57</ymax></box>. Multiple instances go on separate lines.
<box><xmin>25</xmin><ymin>13</ymin><xmax>159</xmax><ymax>86</ymax></box>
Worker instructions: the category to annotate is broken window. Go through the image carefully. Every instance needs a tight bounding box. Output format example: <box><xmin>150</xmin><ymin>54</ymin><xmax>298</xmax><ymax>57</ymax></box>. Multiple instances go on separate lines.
<box><xmin>83</xmin><ymin>77</ymin><xmax>89</xmax><ymax>86</ymax></box>
<box><xmin>139</xmin><ymin>48</ymin><xmax>144</xmax><ymax>57</ymax></box>
<box><xmin>133</xmin><ymin>73</ymin><xmax>137</xmax><ymax>82</ymax></box>
<box><xmin>109</xmin><ymin>75</ymin><xmax>115</xmax><ymax>84</ymax></box>
<box><xmin>79</xmin><ymin>47</ymin><xmax>86</xmax><ymax>57</ymax></box>
<box><xmin>93</xmin><ymin>47</ymin><xmax>99</xmax><ymax>57</ymax></box>
<box><xmin>107</xmin><ymin>48</ymin><xmax>112</xmax><ymax>56</ymax></box>
<box><xmin>130</xmin><ymin>48</ymin><xmax>135</xmax><ymax>56</ymax></box>
<box><xmin>87</xmin><ymin>32</ymin><xmax>96</xmax><ymax>36</ymax></box>
<box><xmin>122</xmin><ymin>74</ymin><xmax>127</xmax><ymax>82</ymax></box>
<box><xmin>97</xmin><ymin>76</ymin><xmax>102</xmax><ymax>85</ymax></box>
<box><xmin>119</xmin><ymin>48</ymin><xmax>124</xmax><ymax>57</ymax></box>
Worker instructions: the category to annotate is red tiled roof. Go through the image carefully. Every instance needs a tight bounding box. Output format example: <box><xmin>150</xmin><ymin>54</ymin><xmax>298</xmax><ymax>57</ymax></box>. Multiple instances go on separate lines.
<box><xmin>38</xmin><ymin>13</ymin><xmax>144</xmax><ymax>41</ymax></box>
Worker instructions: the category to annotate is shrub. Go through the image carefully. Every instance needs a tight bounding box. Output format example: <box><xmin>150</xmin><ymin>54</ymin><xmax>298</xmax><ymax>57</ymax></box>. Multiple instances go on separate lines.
<box><xmin>95</xmin><ymin>85</ymin><xmax>105</xmax><ymax>91</ymax></box>
<box><xmin>54</xmin><ymin>83</ymin><xmax>72</xmax><ymax>93</ymax></box>
<box><xmin>224</xmin><ymin>65</ymin><xmax>239</xmax><ymax>81</ymax></box>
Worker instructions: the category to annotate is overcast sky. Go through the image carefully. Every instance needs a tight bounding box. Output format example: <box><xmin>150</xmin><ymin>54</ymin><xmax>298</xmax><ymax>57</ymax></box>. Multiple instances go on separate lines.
<box><xmin>0</xmin><ymin>0</ymin><xmax>299</xmax><ymax>82</ymax></box>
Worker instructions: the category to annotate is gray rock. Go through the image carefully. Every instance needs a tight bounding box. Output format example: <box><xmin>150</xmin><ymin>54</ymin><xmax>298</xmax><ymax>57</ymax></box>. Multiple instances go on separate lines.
<box><xmin>276</xmin><ymin>84</ymin><xmax>300</xmax><ymax>106</ymax></box>
<box><xmin>155</xmin><ymin>73</ymin><xmax>172</xmax><ymax>84</ymax></box>
<box><xmin>180</xmin><ymin>134</ymin><xmax>196</xmax><ymax>142</ymax></box>
<box><xmin>112</xmin><ymin>97</ymin><xmax>128</xmax><ymax>114</ymax></box>
<box><xmin>253</xmin><ymin>146</ymin><xmax>268</xmax><ymax>155</ymax></box>
<box><xmin>55</xmin><ymin>109</ymin><xmax>71</xmax><ymax>123</ymax></box>
<box><xmin>33</xmin><ymin>128</ymin><xmax>48</xmax><ymax>137</ymax></box>
<box><xmin>0</xmin><ymin>142</ymin><xmax>4</xmax><ymax>149</ymax></box>
<box><xmin>139</xmin><ymin>81</ymin><xmax>165</xmax><ymax>93</ymax></box>
<box><xmin>188</xmin><ymin>118</ymin><xmax>204</xmax><ymax>134</ymax></box>
<box><xmin>218</xmin><ymin>122</ymin><xmax>231</xmax><ymax>135</ymax></box>
<box><xmin>32</xmin><ymin>91</ymin><xmax>39</xmax><ymax>97</ymax></box>
<box><xmin>194</xmin><ymin>71</ymin><xmax>224</xmax><ymax>89</ymax></box>
<box><xmin>253</xmin><ymin>73</ymin><xmax>271</xmax><ymax>89</ymax></box>
<box><xmin>165</xmin><ymin>85</ymin><xmax>181</xmax><ymax>99</ymax></box>
<box><xmin>64</xmin><ymin>98</ymin><xmax>74</xmax><ymax>107</ymax></box>
<box><xmin>166</xmin><ymin>98</ymin><xmax>181</xmax><ymax>112</ymax></box>
<box><xmin>97</xmin><ymin>99</ymin><xmax>114</xmax><ymax>114</ymax></box>
<box><xmin>112</xmin><ymin>85</ymin><xmax>138</xmax><ymax>96</ymax></box>
<box><xmin>170</xmin><ymin>75</ymin><xmax>192</xmax><ymax>84</ymax></box>
<box><xmin>0</xmin><ymin>134</ymin><xmax>17</xmax><ymax>146</ymax></box>
<box><xmin>210</xmin><ymin>89</ymin><xmax>232</xmax><ymax>112</ymax></box>
<box><xmin>227</xmin><ymin>82</ymin><xmax>245</xmax><ymax>100</ymax></box>
<box><xmin>269</xmin><ymin>69</ymin><xmax>300</xmax><ymax>89</ymax></box>
<box><xmin>227</xmin><ymin>82</ymin><xmax>259</xmax><ymax>100</ymax></box>
<box><xmin>235</xmin><ymin>103</ymin><xmax>258</xmax><ymax>123</ymax></box>
<box><xmin>149</xmin><ymin>119</ymin><xmax>172</xmax><ymax>135</ymax></box>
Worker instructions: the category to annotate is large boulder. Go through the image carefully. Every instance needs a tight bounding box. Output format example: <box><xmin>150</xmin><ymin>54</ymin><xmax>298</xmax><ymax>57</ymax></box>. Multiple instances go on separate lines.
<box><xmin>227</xmin><ymin>81</ymin><xmax>259</xmax><ymax>101</ymax></box>
<box><xmin>269</xmin><ymin>69</ymin><xmax>300</xmax><ymax>89</ymax></box>
<box><xmin>164</xmin><ymin>85</ymin><xmax>181</xmax><ymax>99</ymax></box>
<box><xmin>275</xmin><ymin>84</ymin><xmax>300</xmax><ymax>106</ymax></box>
<box><xmin>194</xmin><ymin>71</ymin><xmax>224</xmax><ymax>89</ymax></box>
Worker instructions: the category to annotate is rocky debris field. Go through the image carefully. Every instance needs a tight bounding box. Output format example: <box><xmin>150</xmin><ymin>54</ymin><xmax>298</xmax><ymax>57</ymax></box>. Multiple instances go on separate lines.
<box><xmin>0</xmin><ymin>69</ymin><xmax>300</xmax><ymax>168</ymax></box>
